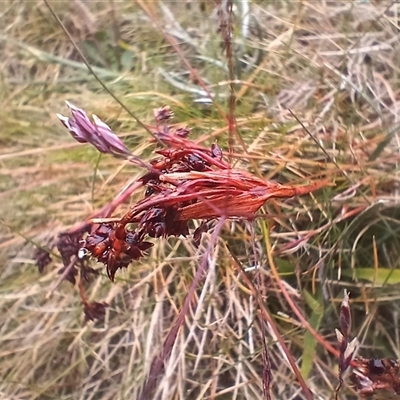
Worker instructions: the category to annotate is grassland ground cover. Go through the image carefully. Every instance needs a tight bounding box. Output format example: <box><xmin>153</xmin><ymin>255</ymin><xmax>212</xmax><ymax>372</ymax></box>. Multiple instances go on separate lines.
<box><xmin>1</xmin><ymin>1</ymin><xmax>400</xmax><ymax>399</ymax></box>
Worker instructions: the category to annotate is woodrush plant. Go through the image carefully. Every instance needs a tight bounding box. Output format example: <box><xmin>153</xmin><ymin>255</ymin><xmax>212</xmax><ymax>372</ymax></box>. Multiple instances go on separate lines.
<box><xmin>39</xmin><ymin>101</ymin><xmax>329</xmax><ymax>323</ymax></box>
<box><xmin>18</xmin><ymin>1</ymin><xmax>400</xmax><ymax>399</ymax></box>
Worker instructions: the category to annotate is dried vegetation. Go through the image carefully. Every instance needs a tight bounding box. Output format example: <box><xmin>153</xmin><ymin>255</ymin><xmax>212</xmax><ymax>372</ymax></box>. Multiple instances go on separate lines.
<box><xmin>2</xmin><ymin>1</ymin><xmax>400</xmax><ymax>399</ymax></box>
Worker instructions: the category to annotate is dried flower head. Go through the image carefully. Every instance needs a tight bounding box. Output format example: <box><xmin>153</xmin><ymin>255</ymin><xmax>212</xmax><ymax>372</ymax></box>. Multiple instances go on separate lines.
<box><xmin>84</xmin><ymin>301</ymin><xmax>109</xmax><ymax>322</ymax></box>
<box><xmin>54</xmin><ymin>103</ymin><xmax>330</xmax><ymax>284</ymax></box>
<box><xmin>34</xmin><ymin>247</ymin><xmax>52</xmax><ymax>273</ymax></box>
<box><xmin>351</xmin><ymin>357</ymin><xmax>400</xmax><ymax>398</ymax></box>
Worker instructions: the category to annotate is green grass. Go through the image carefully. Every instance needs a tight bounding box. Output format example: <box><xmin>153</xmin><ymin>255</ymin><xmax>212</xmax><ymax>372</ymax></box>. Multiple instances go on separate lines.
<box><xmin>1</xmin><ymin>1</ymin><xmax>400</xmax><ymax>399</ymax></box>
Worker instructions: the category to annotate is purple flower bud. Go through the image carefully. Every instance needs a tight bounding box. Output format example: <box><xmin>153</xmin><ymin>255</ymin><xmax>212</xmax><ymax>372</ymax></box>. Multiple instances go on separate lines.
<box><xmin>57</xmin><ymin>101</ymin><xmax>132</xmax><ymax>158</ymax></box>
<box><xmin>340</xmin><ymin>289</ymin><xmax>351</xmax><ymax>338</ymax></box>
<box><xmin>336</xmin><ymin>289</ymin><xmax>358</xmax><ymax>397</ymax></box>
<box><xmin>56</xmin><ymin>113</ymin><xmax>88</xmax><ymax>144</ymax></box>
<box><xmin>211</xmin><ymin>143</ymin><xmax>222</xmax><ymax>160</ymax></box>
<box><xmin>92</xmin><ymin>114</ymin><xmax>131</xmax><ymax>156</ymax></box>
<box><xmin>174</xmin><ymin>126</ymin><xmax>190</xmax><ymax>138</ymax></box>
<box><xmin>154</xmin><ymin>105</ymin><xmax>174</xmax><ymax>122</ymax></box>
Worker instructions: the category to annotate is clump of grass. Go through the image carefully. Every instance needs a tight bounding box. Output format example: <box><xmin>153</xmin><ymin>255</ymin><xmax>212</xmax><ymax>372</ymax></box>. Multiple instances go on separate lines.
<box><xmin>2</xmin><ymin>1</ymin><xmax>400</xmax><ymax>399</ymax></box>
